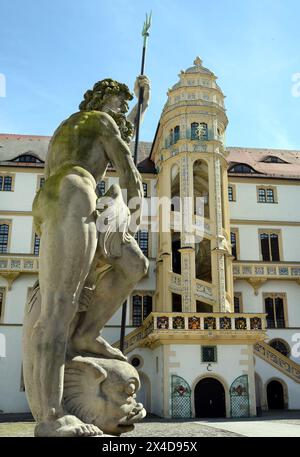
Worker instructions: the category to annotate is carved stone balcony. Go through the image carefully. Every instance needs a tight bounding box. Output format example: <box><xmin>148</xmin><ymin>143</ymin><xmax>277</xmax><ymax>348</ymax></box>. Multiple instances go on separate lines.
<box><xmin>0</xmin><ymin>253</ymin><xmax>38</xmax><ymax>289</ymax></box>
<box><xmin>115</xmin><ymin>312</ymin><xmax>267</xmax><ymax>355</ymax></box>
<box><xmin>233</xmin><ymin>261</ymin><xmax>300</xmax><ymax>293</ymax></box>
<box><xmin>233</xmin><ymin>261</ymin><xmax>300</xmax><ymax>280</ymax></box>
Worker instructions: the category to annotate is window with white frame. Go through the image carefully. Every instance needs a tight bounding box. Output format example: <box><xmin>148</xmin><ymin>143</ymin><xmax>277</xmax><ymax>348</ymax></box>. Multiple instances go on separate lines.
<box><xmin>258</xmin><ymin>187</ymin><xmax>276</xmax><ymax>203</ymax></box>
<box><xmin>0</xmin><ymin>175</ymin><xmax>13</xmax><ymax>191</ymax></box>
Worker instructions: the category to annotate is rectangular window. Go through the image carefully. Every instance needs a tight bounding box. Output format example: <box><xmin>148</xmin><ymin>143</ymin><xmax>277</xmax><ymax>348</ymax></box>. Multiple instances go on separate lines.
<box><xmin>260</xmin><ymin>231</ymin><xmax>281</xmax><ymax>261</ymax></box>
<box><xmin>172</xmin><ymin>293</ymin><xmax>182</xmax><ymax>312</ymax></box>
<box><xmin>132</xmin><ymin>294</ymin><xmax>153</xmax><ymax>327</ymax></box>
<box><xmin>230</xmin><ymin>231</ymin><xmax>237</xmax><ymax>260</ymax></box>
<box><xmin>132</xmin><ymin>295</ymin><xmax>142</xmax><ymax>327</ymax></box>
<box><xmin>33</xmin><ymin>233</ymin><xmax>40</xmax><ymax>255</ymax></box>
<box><xmin>0</xmin><ymin>176</ymin><xmax>13</xmax><ymax>192</ymax></box>
<box><xmin>257</xmin><ymin>187</ymin><xmax>276</xmax><ymax>203</ymax></box>
<box><xmin>174</xmin><ymin>126</ymin><xmax>180</xmax><ymax>143</ymax></box>
<box><xmin>143</xmin><ymin>295</ymin><xmax>153</xmax><ymax>320</ymax></box>
<box><xmin>96</xmin><ymin>180</ymin><xmax>106</xmax><ymax>197</ymax></box>
<box><xmin>264</xmin><ymin>294</ymin><xmax>286</xmax><ymax>328</ymax></box>
<box><xmin>202</xmin><ymin>346</ymin><xmax>217</xmax><ymax>363</ymax></box>
<box><xmin>143</xmin><ymin>183</ymin><xmax>148</xmax><ymax>198</ymax></box>
<box><xmin>0</xmin><ymin>224</ymin><xmax>9</xmax><ymax>253</ymax></box>
<box><xmin>135</xmin><ymin>230</ymin><xmax>149</xmax><ymax>257</ymax></box>
<box><xmin>234</xmin><ymin>295</ymin><xmax>241</xmax><ymax>313</ymax></box>
<box><xmin>266</xmin><ymin>189</ymin><xmax>275</xmax><ymax>203</ymax></box>
<box><xmin>39</xmin><ymin>177</ymin><xmax>45</xmax><ymax>189</ymax></box>
<box><xmin>228</xmin><ymin>186</ymin><xmax>234</xmax><ymax>202</ymax></box>
<box><xmin>0</xmin><ymin>288</ymin><xmax>5</xmax><ymax>321</ymax></box>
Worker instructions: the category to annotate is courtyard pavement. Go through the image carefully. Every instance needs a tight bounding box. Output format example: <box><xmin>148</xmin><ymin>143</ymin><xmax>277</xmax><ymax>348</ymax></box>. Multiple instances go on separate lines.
<box><xmin>0</xmin><ymin>412</ymin><xmax>300</xmax><ymax>437</ymax></box>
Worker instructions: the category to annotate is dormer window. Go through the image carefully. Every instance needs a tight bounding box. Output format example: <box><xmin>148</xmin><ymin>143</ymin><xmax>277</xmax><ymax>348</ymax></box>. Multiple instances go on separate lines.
<box><xmin>11</xmin><ymin>154</ymin><xmax>44</xmax><ymax>163</ymax></box>
<box><xmin>261</xmin><ymin>156</ymin><xmax>289</xmax><ymax>164</ymax></box>
<box><xmin>228</xmin><ymin>163</ymin><xmax>257</xmax><ymax>174</ymax></box>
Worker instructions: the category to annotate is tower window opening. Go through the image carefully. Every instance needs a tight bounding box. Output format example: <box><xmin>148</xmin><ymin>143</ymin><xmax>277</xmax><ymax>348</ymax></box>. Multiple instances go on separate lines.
<box><xmin>172</xmin><ymin>293</ymin><xmax>182</xmax><ymax>312</ymax></box>
<box><xmin>174</xmin><ymin>126</ymin><xmax>180</xmax><ymax>143</ymax></box>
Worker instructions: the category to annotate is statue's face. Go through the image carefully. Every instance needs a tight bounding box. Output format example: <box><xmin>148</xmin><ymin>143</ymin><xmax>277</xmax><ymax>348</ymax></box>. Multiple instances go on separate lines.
<box><xmin>95</xmin><ymin>365</ymin><xmax>146</xmax><ymax>435</ymax></box>
<box><xmin>103</xmin><ymin>94</ymin><xmax>128</xmax><ymax>115</ymax></box>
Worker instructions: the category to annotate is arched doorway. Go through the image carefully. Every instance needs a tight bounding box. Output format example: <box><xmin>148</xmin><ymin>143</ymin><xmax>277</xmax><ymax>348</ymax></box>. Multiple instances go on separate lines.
<box><xmin>267</xmin><ymin>380</ymin><xmax>284</xmax><ymax>410</ymax></box>
<box><xmin>194</xmin><ymin>377</ymin><xmax>226</xmax><ymax>418</ymax></box>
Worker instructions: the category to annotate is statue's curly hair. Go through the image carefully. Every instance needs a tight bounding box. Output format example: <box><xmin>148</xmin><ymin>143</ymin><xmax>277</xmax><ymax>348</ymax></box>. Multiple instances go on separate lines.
<box><xmin>79</xmin><ymin>79</ymin><xmax>134</xmax><ymax>143</ymax></box>
<box><xmin>79</xmin><ymin>78</ymin><xmax>133</xmax><ymax>112</ymax></box>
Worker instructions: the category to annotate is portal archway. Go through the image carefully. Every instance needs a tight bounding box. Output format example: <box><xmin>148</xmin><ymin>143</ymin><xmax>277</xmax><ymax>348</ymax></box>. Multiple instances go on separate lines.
<box><xmin>194</xmin><ymin>377</ymin><xmax>226</xmax><ymax>418</ymax></box>
<box><xmin>267</xmin><ymin>380</ymin><xmax>285</xmax><ymax>410</ymax></box>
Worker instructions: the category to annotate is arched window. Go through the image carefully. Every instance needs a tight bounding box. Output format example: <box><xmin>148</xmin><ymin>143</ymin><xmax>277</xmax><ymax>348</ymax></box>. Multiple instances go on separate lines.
<box><xmin>269</xmin><ymin>339</ymin><xmax>290</xmax><ymax>357</ymax></box>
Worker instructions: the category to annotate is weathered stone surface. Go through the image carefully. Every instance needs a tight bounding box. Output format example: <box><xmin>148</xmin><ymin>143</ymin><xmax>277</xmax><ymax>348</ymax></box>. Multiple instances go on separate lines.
<box><xmin>22</xmin><ymin>76</ymin><xmax>151</xmax><ymax>437</ymax></box>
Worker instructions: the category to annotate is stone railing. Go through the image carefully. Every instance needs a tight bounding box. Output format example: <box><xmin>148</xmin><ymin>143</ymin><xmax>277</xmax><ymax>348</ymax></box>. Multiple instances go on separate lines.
<box><xmin>254</xmin><ymin>341</ymin><xmax>300</xmax><ymax>383</ymax></box>
<box><xmin>233</xmin><ymin>262</ymin><xmax>300</xmax><ymax>280</ymax></box>
<box><xmin>0</xmin><ymin>254</ymin><xmax>39</xmax><ymax>273</ymax></box>
<box><xmin>169</xmin><ymin>273</ymin><xmax>215</xmax><ymax>302</ymax></box>
<box><xmin>115</xmin><ymin>312</ymin><xmax>266</xmax><ymax>354</ymax></box>
<box><xmin>195</xmin><ymin>279</ymin><xmax>215</xmax><ymax>301</ymax></box>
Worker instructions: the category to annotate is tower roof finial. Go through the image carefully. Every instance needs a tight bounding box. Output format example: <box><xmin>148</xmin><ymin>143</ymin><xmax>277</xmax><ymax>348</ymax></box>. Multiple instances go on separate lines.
<box><xmin>193</xmin><ymin>56</ymin><xmax>203</xmax><ymax>66</ymax></box>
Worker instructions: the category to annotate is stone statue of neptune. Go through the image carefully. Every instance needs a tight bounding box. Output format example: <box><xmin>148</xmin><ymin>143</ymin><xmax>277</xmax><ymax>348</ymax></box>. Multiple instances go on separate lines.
<box><xmin>23</xmin><ymin>75</ymin><xmax>151</xmax><ymax>437</ymax></box>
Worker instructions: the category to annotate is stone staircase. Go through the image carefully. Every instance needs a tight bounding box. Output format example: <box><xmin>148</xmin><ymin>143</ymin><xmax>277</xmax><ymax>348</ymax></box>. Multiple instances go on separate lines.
<box><xmin>254</xmin><ymin>341</ymin><xmax>300</xmax><ymax>383</ymax></box>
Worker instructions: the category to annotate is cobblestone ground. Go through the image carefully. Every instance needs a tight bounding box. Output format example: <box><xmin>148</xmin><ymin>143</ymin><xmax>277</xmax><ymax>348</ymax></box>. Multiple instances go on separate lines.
<box><xmin>0</xmin><ymin>418</ymin><xmax>242</xmax><ymax>437</ymax></box>
<box><xmin>0</xmin><ymin>412</ymin><xmax>300</xmax><ymax>437</ymax></box>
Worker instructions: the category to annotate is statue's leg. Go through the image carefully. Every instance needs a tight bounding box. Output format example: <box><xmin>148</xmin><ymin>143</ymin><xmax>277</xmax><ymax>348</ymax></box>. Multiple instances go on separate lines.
<box><xmin>31</xmin><ymin>173</ymin><xmax>102</xmax><ymax>437</ymax></box>
<box><xmin>71</xmin><ymin>237</ymin><xmax>149</xmax><ymax>358</ymax></box>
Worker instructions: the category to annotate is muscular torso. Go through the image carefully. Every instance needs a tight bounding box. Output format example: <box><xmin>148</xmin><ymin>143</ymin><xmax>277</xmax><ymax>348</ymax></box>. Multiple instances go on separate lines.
<box><xmin>45</xmin><ymin>110</ymin><xmax>114</xmax><ymax>183</ymax></box>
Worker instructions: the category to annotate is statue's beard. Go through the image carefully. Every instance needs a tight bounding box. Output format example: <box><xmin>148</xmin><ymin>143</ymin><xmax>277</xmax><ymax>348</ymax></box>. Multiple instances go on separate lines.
<box><xmin>106</xmin><ymin>109</ymin><xmax>134</xmax><ymax>144</ymax></box>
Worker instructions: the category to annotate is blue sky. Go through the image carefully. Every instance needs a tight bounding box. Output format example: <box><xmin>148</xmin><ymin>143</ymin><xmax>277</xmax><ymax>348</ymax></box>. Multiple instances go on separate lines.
<box><xmin>0</xmin><ymin>0</ymin><xmax>299</xmax><ymax>149</ymax></box>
